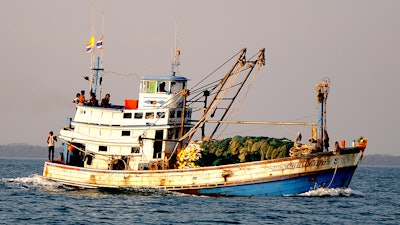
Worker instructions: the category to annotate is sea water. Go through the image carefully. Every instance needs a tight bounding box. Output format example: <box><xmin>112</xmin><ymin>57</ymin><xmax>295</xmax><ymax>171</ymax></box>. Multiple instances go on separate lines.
<box><xmin>0</xmin><ymin>158</ymin><xmax>399</xmax><ymax>225</ymax></box>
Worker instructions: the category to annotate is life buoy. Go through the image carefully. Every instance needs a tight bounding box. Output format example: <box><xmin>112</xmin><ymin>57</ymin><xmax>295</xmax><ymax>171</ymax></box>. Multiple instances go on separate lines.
<box><xmin>357</xmin><ymin>137</ymin><xmax>368</xmax><ymax>150</ymax></box>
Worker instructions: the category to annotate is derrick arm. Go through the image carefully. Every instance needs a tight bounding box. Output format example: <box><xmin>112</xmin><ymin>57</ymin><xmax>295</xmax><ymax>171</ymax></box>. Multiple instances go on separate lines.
<box><xmin>179</xmin><ymin>48</ymin><xmax>247</xmax><ymax>146</ymax></box>
<box><xmin>210</xmin><ymin>48</ymin><xmax>265</xmax><ymax>138</ymax></box>
<box><xmin>180</xmin><ymin>48</ymin><xmax>266</xmax><ymax>147</ymax></box>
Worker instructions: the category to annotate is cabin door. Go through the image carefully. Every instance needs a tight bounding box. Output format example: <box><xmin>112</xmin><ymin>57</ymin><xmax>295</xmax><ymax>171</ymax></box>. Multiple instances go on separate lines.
<box><xmin>153</xmin><ymin>130</ymin><xmax>164</xmax><ymax>159</ymax></box>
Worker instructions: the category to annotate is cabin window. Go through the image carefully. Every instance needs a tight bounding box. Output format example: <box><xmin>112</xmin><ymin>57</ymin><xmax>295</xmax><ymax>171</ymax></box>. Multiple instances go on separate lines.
<box><xmin>170</xmin><ymin>81</ymin><xmax>185</xmax><ymax>94</ymax></box>
<box><xmin>122</xmin><ymin>131</ymin><xmax>130</xmax><ymax>136</ymax></box>
<box><xmin>123</xmin><ymin>113</ymin><xmax>132</xmax><ymax>118</ymax></box>
<box><xmin>131</xmin><ymin>147</ymin><xmax>140</xmax><ymax>153</ymax></box>
<box><xmin>134</xmin><ymin>112</ymin><xmax>143</xmax><ymax>119</ymax></box>
<box><xmin>157</xmin><ymin>112</ymin><xmax>165</xmax><ymax>118</ymax></box>
<box><xmin>157</xmin><ymin>81</ymin><xmax>168</xmax><ymax>93</ymax></box>
<box><xmin>177</xmin><ymin>110</ymin><xmax>182</xmax><ymax>118</ymax></box>
<box><xmin>142</xmin><ymin>80</ymin><xmax>157</xmax><ymax>93</ymax></box>
<box><xmin>145</xmin><ymin>112</ymin><xmax>154</xmax><ymax>119</ymax></box>
<box><xmin>99</xmin><ymin>146</ymin><xmax>107</xmax><ymax>152</ymax></box>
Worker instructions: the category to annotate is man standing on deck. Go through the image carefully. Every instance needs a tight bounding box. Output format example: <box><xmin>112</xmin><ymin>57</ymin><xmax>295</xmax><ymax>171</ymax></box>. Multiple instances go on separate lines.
<box><xmin>47</xmin><ymin>131</ymin><xmax>57</xmax><ymax>161</ymax></box>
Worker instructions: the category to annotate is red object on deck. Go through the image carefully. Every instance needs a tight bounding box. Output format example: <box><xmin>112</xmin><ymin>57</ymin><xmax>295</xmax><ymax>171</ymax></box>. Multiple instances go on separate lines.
<box><xmin>125</xmin><ymin>99</ymin><xmax>138</xmax><ymax>109</ymax></box>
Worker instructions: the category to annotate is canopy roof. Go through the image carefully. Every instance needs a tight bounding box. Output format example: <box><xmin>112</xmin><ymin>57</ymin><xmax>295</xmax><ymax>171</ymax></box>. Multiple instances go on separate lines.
<box><xmin>141</xmin><ymin>76</ymin><xmax>188</xmax><ymax>82</ymax></box>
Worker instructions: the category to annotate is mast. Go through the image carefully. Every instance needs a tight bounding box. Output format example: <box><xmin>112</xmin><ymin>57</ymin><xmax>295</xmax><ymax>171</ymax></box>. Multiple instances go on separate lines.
<box><xmin>201</xmin><ymin>90</ymin><xmax>210</xmax><ymax>138</ymax></box>
<box><xmin>179</xmin><ymin>89</ymin><xmax>189</xmax><ymax>149</ymax></box>
<box><xmin>98</xmin><ymin>10</ymin><xmax>105</xmax><ymax>98</ymax></box>
<box><xmin>316</xmin><ymin>77</ymin><xmax>330</xmax><ymax>151</ymax></box>
<box><xmin>93</xmin><ymin>11</ymin><xmax>104</xmax><ymax>98</ymax></box>
<box><xmin>86</xmin><ymin>9</ymin><xmax>104</xmax><ymax>98</ymax></box>
<box><xmin>92</xmin><ymin>56</ymin><xmax>104</xmax><ymax>96</ymax></box>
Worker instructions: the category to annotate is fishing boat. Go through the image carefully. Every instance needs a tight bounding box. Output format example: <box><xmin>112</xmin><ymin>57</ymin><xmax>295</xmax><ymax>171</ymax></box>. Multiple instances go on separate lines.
<box><xmin>42</xmin><ymin>45</ymin><xmax>367</xmax><ymax>196</ymax></box>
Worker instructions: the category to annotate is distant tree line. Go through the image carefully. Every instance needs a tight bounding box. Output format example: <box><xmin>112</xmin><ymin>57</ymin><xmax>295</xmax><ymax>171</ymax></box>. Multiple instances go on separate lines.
<box><xmin>360</xmin><ymin>154</ymin><xmax>400</xmax><ymax>167</ymax></box>
<box><xmin>0</xmin><ymin>144</ymin><xmax>62</xmax><ymax>159</ymax></box>
<box><xmin>0</xmin><ymin>144</ymin><xmax>399</xmax><ymax>167</ymax></box>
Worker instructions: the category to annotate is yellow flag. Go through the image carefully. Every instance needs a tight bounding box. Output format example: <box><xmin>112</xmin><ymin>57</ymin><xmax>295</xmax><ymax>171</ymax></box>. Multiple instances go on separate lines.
<box><xmin>86</xmin><ymin>36</ymin><xmax>95</xmax><ymax>54</ymax></box>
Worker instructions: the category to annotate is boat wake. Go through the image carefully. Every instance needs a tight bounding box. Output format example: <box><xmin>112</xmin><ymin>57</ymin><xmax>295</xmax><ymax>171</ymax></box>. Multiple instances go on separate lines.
<box><xmin>293</xmin><ymin>187</ymin><xmax>364</xmax><ymax>197</ymax></box>
<box><xmin>1</xmin><ymin>175</ymin><xmax>178</xmax><ymax>196</ymax></box>
<box><xmin>1</xmin><ymin>174</ymin><xmax>62</xmax><ymax>192</ymax></box>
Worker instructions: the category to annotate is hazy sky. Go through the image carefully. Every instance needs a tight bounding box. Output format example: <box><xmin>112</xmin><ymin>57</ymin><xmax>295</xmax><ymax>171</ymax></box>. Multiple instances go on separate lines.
<box><xmin>1</xmin><ymin>0</ymin><xmax>399</xmax><ymax>156</ymax></box>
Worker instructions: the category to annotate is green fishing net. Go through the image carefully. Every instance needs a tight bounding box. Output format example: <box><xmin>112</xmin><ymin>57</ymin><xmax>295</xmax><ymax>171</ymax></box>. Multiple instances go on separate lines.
<box><xmin>196</xmin><ymin>135</ymin><xmax>294</xmax><ymax>166</ymax></box>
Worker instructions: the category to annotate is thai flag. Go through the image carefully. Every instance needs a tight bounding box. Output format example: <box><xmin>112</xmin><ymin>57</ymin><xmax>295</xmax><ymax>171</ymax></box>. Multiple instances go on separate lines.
<box><xmin>86</xmin><ymin>43</ymin><xmax>93</xmax><ymax>54</ymax></box>
<box><xmin>96</xmin><ymin>37</ymin><xmax>103</xmax><ymax>50</ymax></box>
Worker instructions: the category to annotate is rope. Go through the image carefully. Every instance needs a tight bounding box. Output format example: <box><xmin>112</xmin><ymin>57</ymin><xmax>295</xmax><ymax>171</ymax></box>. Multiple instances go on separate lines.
<box><xmin>327</xmin><ymin>155</ymin><xmax>339</xmax><ymax>188</ymax></box>
<box><xmin>189</xmin><ymin>49</ymin><xmax>244</xmax><ymax>91</ymax></box>
<box><xmin>215</xmin><ymin>61</ymin><xmax>262</xmax><ymax>138</ymax></box>
<box><xmin>289</xmin><ymin>143</ymin><xmax>314</xmax><ymax>157</ymax></box>
<box><xmin>101</xmin><ymin>70</ymin><xmax>141</xmax><ymax>78</ymax></box>
<box><xmin>206</xmin><ymin>49</ymin><xmax>265</xmax><ymax>139</ymax></box>
<box><xmin>179</xmin><ymin>66</ymin><xmax>243</xmax><ymax>141</ymax></box>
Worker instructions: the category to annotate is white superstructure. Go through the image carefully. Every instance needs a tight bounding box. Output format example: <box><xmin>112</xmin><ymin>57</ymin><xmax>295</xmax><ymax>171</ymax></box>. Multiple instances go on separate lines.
<box><xmin>60</xmin><ymin>75</ymin><xmax>192</xmax><ymax>171</ymax></box>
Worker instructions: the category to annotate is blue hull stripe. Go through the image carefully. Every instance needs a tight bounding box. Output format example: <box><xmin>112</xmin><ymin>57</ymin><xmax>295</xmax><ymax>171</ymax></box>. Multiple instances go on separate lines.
<box><xmin>179</xmin><ymin>166</ymin><xmax>357</xmax><ymax>196</ymax></box>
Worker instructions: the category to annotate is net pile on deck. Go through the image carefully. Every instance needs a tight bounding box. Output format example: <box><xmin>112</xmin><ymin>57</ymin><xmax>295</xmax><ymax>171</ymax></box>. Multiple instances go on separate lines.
<box><xmin>176</xmin><ymin>143</ymin><xmax>202</xmax><ymax>169</ymax></box>
<box><xmin>196</xmin><ymin>136</ymin><xmax>294</xmax><ymax>167</ymax></box>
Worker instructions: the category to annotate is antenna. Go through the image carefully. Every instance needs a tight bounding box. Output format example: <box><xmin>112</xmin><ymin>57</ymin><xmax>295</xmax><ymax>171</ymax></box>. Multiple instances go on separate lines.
<box><xmin>88</xmin><ymin>3</ymin><xmax>96</xmax><ymax>93</ymax></box>
<box><xmin>171</xmin><ymin>21</ymin><xmax>180</xmax><ymax>76</ymax></box>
